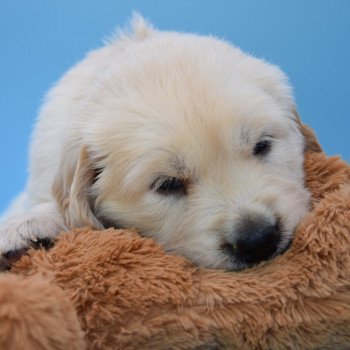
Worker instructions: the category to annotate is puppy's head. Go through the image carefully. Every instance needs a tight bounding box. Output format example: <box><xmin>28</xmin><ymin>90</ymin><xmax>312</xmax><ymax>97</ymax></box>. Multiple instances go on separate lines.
<box><xmin>53</xmin><ymin>16</ymin><xmax>321</xmax><ymax>270</ymax></box>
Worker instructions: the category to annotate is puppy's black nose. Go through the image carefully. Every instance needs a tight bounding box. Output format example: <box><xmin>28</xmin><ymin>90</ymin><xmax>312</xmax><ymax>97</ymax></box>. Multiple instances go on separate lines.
<box><xmin>233</xmin><ymin>217</ymin><xmax>280</xmax><ymax>265</ymax></box>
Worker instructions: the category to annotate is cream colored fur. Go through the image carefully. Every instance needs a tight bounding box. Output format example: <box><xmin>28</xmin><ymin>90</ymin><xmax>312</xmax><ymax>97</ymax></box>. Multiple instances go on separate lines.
<box><xmin>0</xmin><ymin>15</ymin><xmax>313</xmax><ymax>270</ymax></box>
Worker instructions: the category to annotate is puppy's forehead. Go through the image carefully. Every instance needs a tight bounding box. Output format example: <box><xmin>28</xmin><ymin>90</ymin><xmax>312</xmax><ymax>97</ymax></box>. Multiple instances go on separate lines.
<box><xmin>97</xmin><ymin>78</ymin><xmax>292</xmax><ymax>178</ymax></box>
<box><xmin>88</xmin><ymin>33</ymin><xmax>297</xmax><ymax>174</ymax></box>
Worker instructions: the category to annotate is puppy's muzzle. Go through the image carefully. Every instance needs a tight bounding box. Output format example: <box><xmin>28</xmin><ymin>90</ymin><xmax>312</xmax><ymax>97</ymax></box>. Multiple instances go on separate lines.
<box><xmin>224</xmin><ymin>215</ymin><xmax>281</xmax><ymax>266</ymax></box>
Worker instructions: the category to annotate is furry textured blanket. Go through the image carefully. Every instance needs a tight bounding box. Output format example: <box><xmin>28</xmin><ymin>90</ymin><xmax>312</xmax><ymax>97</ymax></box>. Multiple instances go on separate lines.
<box><xmin>0</xmin><ymin>152</ymin><xmax>349</xmax><ymax>350</ymax></box>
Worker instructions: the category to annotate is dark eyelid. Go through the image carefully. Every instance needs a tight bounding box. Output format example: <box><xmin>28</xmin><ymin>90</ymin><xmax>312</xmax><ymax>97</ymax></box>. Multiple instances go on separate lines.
<box><xmin>253</xmin><ymin>139</ymin><xmax>272</xmax><ymax>156</ymax></box>
<box><xmin>150</xmin><ymin>175</ymin><xmax>187</xmax><ymax>196</ymax></box>
<box><xmin>150</xmin><ymin>175</ymin><xmax>169</xmax><ymax>191</ymax></box>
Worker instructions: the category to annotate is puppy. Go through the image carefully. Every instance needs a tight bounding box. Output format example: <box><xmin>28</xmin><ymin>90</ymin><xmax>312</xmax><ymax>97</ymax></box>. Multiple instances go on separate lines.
<box><xmin>0</xmin><ymin>15</ymin><xmax>321</xmax><ymax>271</ymax></box>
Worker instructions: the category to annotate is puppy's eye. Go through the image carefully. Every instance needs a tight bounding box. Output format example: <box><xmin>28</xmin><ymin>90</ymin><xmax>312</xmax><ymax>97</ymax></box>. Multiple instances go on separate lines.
<box><xmin>151</xmin><ymin>176</ymin><xmax>186</xmax><ymax>196</ymax></box>
<box><xmin>253</xmin><ymin>140</ymin><xmax>271</xmax><ymax>157</ymax></box>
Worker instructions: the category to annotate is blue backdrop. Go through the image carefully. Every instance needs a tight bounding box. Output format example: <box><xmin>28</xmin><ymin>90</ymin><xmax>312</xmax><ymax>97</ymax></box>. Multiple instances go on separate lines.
<box><xmin>1</xmin><ymin>0</ymin><xmax>349</xmax><ymax>213</ymax></box>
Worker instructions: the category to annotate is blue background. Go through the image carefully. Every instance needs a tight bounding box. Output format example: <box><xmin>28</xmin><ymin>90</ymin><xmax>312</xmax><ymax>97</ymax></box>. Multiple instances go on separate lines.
<box><xmin>1</xmin><ymin>0</ymin><xmax>349</xmax><ymax>213</ymax></box>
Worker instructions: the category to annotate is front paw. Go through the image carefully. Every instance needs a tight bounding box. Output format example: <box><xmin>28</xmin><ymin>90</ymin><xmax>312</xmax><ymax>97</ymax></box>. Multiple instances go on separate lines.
<box><xmin>0</xmin><ymin>211</ymin><xmax>66</xmax><ymax>270</ymax></box>
<box><xmin>0</xmin><ymin>248</ymin><xmax>28</xmax><ymax>271</ymax></box>
<box><xmin>0</xmin><ymin>239</ymin><xmax>55</xmax><ymax>271</ymax></box>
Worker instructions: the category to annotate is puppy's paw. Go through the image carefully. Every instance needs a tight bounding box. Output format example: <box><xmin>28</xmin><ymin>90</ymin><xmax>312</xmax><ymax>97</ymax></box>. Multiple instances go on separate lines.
<box><xmin>0</xmin><ymin>205</ymin><xmax>66</xmax><ymax>270</ymax></box>
<box><xmin>0</xmin><ymin>248</ymin><xmax>28</xmax><ymax>271</ymax></box>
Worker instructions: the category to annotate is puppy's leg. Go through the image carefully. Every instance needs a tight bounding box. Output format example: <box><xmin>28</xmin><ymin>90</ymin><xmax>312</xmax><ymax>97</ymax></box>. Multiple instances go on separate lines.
<box><xmin>0</xmin><ymin>202</ymin><xmax>67</xmax><ymax>269</ymax></box>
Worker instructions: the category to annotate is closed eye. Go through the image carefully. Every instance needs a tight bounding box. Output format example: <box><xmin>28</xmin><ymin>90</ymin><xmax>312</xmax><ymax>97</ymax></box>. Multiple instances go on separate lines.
<box><xmin>150</xmin><ymin>176</ymin><xmax>187</xmax><ymax>196</ymax></box>
<box><xmin>253</xmin><ymin>139</ymin><xmax>272</xmax><ymax>157</ymax></box>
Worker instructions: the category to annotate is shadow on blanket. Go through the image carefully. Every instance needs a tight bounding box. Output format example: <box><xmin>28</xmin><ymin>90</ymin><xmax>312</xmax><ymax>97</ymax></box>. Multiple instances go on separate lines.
<box><xmin>0</xmin><ymin>151</ymin><xmax>349</xmax><ymax>350</ymax></box>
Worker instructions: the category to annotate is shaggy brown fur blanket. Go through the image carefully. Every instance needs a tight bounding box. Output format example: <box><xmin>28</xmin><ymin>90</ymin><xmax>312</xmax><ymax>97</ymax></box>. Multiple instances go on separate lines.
<box><xmin>0</xmin><ymin>151</ymin><xmax>349</xmax><ymax>350</ymax></box>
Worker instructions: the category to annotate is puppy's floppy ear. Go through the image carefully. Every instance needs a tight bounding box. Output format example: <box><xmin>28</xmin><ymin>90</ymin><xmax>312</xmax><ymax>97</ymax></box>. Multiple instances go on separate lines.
<box><xmin>52</xmin><ymin>146</ymin><xmax>104</xmax><ymax>230</ymax></box>
<box><xmin>292</xmin><ymin>109</ymin><xmax>322</xmax><ymax>153</ymax></box>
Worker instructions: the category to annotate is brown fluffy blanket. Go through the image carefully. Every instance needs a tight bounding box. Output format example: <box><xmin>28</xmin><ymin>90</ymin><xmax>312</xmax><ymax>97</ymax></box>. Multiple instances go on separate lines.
<box><xmin>0</xmin><ymin>152</ymin><xmax>349</xmax><ymax>350</ymax></box>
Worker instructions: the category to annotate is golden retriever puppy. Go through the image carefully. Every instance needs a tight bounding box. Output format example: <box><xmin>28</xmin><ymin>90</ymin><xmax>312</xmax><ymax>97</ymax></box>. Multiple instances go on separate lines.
<box><xmin>0</xmin><ymin>15</ymin><xmax>321</xmax><ymax>270</ymax></box>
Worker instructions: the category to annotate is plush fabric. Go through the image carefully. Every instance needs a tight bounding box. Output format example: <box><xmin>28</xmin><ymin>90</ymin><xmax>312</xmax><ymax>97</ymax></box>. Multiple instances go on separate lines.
<box><xmin>1</xmin><ymin>151</ymin><xmax>349</xmax><ymax>350</ymax></box>
<box><xmin>0</xmin><ymin>273</ymin><xmax>85</xmax><ymax>350</ymax></box>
